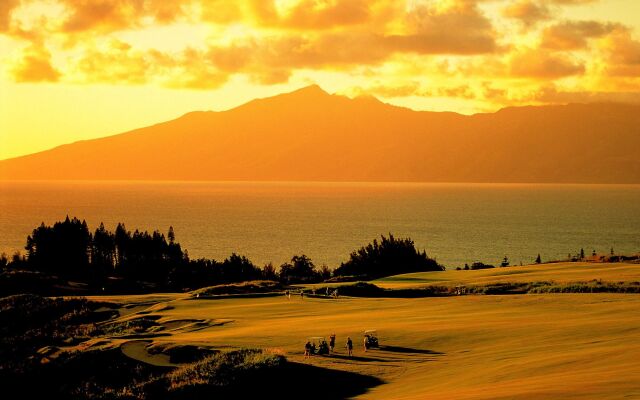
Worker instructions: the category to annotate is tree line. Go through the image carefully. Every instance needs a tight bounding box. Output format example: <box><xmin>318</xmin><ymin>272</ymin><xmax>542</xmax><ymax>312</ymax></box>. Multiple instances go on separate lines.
<box><xmin>1</xmin><ymin>217</ymin><xmax>443</xmax><ymax>293</ymax></box>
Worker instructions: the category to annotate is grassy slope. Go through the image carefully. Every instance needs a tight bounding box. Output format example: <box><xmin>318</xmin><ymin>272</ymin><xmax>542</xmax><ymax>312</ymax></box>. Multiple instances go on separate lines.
<box><xmin>373</xmin><ymin>262</ymin><xmax>640</xmax><ymax>289</ymax></box>
<box><xmin>87</xmin><ymin>268</ymin><xmax>640</xmax><ymax>399</ymax></box>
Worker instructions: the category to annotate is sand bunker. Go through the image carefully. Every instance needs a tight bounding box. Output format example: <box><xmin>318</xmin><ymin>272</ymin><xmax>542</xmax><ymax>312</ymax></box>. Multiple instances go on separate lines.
<box><xmin>120</xmin><ymin>340</ymin><xmax>175</xmax><ymax>367</ymax></box>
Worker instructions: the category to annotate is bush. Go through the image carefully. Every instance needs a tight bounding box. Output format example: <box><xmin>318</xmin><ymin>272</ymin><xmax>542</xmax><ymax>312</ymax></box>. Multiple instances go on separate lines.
<box><xmin>329</xmin><ymin>282</ymin><xmax>386</xmax><ymax>297</ymax></box>
<box><xmin>470</xmin><ymin>262</ymin><xmax>494</xmax><ymax>270</ymax></box>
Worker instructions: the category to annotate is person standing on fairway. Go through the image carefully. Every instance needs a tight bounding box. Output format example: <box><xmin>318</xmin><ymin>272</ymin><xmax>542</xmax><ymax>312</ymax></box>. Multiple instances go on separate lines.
<box><xmin>304</xmin><ymin>340</ymin><xmax>312</xmax><ymax>358</ymax></box>
<box><xmin>329</xmin><ymin>333</ymin><xmax>336</xmax><ymax>352</ymax></box>
<box><xmin>346</xmin><ymin>337</ymin><xmax>353</xmax><ymax>357</ymax></box>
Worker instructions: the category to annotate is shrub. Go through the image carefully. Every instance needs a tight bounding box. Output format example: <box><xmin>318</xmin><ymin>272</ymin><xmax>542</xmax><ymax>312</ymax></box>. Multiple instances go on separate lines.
<box><xmin>470</xmin><ymin>262</ymin><xmax>494</xmax><ymax>270</ymax></box>
<box><xmin>328</xmin><ymin>282</ymin><xmax>386</xmax><ymax>297</ymax></box>
<box><xmin>167</xmin><ymin>349</ymin><xmax>285</xmax><ymax>392</ymax></box>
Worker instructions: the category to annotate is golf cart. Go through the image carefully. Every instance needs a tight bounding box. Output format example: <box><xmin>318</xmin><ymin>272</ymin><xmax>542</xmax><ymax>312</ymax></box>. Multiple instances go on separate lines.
<box><xmin>364</xmin><ymin>330</ymin><xmax>379</xmax><ymax>349</ymax></box>
<box><xmin>308</xmin><ymin>337</ymin><xmax>330</xmax><ymax>355</ymax></box>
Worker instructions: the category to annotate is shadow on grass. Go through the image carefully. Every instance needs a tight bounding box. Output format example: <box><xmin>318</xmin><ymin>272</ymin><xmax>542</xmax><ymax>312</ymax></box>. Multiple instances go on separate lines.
<box><xmin>168</xmin><ymin>361</ymin><xmax>384</xmax><ymax>400</ymax></box>
<box><xmin>281</xmin><ymin>362</ymin><xmax>384</xmax><ymax>399</ymax></box>
<box><xmin>325</xmin><ymin>353</ymin><xmax>388</xmax><ymax>362</ymax></box>
<box><xmin>379</xmin><ymin>345</ymin><xmax>444</xmax><ymax>355</ymax></box>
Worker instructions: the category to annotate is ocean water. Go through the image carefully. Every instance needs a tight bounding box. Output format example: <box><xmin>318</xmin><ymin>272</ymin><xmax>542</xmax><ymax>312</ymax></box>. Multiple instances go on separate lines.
<box><xmin>1</xmin><ymin>181</ymin><xmax>639</xmax><ymax>269</ymax></box>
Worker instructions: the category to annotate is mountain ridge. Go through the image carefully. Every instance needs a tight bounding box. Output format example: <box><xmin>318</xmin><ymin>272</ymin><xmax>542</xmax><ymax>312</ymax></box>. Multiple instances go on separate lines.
<box><xmin>1</xmin><ymin>86</ymin><xmax>639</xmax><ymax>183</ymax></box>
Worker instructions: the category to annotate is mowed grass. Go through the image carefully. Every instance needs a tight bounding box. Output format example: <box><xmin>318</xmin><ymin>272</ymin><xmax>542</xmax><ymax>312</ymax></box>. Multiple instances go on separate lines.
<box><xmin>373</xmin><ymin>262</ymin><xmax>640</xmax><ymax>289</ymax></box>
<box><xmin>90</xmin><ymin>283</ymin><xmax>640</xmax><ymax>399</ymax></box>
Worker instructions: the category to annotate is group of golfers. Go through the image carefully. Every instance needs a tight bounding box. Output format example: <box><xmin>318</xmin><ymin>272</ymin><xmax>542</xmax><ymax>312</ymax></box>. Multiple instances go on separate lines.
<box><xmin>304</xmin><ymin>332</ymin><xmax>377</xmax><ymax>358</ymax></box>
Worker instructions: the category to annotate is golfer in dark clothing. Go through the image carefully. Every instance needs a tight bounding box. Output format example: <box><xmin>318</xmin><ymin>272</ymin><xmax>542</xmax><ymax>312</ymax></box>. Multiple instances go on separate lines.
<box><xmin>304</xmin><ymin>341</ymin><xmax>311</xmax><ymax>358</ymax></box>
<box><xmin>346</xmin><ymin>337</ymin><xmax>353</xmax><ymax>357</ymax></box>
<box><xmin>329</xmin><ymin>334</ymin><xmax>336</xmax><ymax>352</ymax></box>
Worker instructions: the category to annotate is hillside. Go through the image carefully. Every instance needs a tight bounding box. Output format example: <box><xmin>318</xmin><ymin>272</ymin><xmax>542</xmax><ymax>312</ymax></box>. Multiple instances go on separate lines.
<box><xmin>93</xmin><ymin>287</ymin><xmax>640</xmax><ymax>400</ymax></box>
<box><xmin>2</xmin><ymin>85</ymin><xmax>640</xmax><ymax>183</ymax></box>
<box><xmin>3</xmin><ymin>264</ymin><xmax>640</xmax><ymax>398</ymax></box>
<box><xmin>373</xmin><ymin>262</ymin><xmax>640</xmax><ymax>289</ymax></box>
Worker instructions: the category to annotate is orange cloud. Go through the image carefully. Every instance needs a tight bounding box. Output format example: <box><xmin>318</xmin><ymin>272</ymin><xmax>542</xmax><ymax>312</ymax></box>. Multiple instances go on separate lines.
<box><xmin>509</xmin><ymin>48</ymin><xmax>584</xmax><ymax>78</ymax></box>
<box><xmin>203</xmin><ymin>33</ymin><xmax>388</xmax><ymax>75</ymax></box>
<box><xmin>394</xmin><ymin>1</ymin><xmax>498</xmax><ymax>55</ymax></box>
<box><xmin>0</xmin><ymin>0</ymin><xmax>637</xmax><ymax>113</ymax></box>
<box><xmin>199</xmin><ymin>1</ymin><xmax>243</xmax><ymax>24</ymax></box>
<box><xmin>10</xmin><ymin>44</ymin><xmax>61</xmax><ymax>82</ymax></box>
<box><xmin>481</xmin><ymin>82</ymin><xmax>509</xmax><ymax>101</ymax></box>
<box><xmin>66</xmin><ymin>40</ymin><xmax>233</xmax><ymax>88</ymax></box>
<box><xmin>502</xmin><ymin>1</ymin><xmax>550</xmax><ymax>27</ymax></box>
<box><xmin>198</xmin><ymin>23</ymin><xmax>498</xmax><ymax>82</ymax></box>
<box><xmin>247</xmin><ymin>0</ymin><xmax>373</xmax><ymax>30</ymax></box>
<box><xmin>61</xmin><ymin>0</ymin><xmax>145</xmax><ymax>32</ymax></box>
<box><xmin>350</xmin><ymin>81</ymin><xmax>480</xmax><ymax>100</ymax></box>
<box><xmin>356</xmin><ymin>82</ymin><xmax>422</xmax><ymax>98</ymax></box>
<box><xmin>532</xmin><ymin>84</ymin><xmax>640</xmax><ymax>104</ymax></box>
<box><xmin>434</xmin><ymin>85</ymin><xmax>476</xmax><ymax>99</ymax></box>
<box><xmin>548</xmin><ymin>0</ymin><xmax>598</xmax><ymax>4</ymax></box>
<box><xmin>70</xmin><ymin>39</ymin><xmax>152</xmax><ymax>83</ymax></box>
<box><xmin>541</xmin><ymin>20</ymin><xmax>619</xmax><ymax>50</ymax></box>
<box><xmin>57</xmin><ymin>0</ymin><xmax>384</xmax><ymax>34</ymax></box>
<box><xmin>0</xmin><ymin>0</ymin><xmax>19</xmax><ymax>31</ymax></box>
<box><xmin>601</xmin><ymin>29</ymin><xmax>640</xmax><ymax>77</ymax></box>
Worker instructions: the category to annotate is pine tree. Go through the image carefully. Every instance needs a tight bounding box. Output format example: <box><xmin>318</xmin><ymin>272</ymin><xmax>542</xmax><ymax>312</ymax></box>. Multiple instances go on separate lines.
<box><xmin>535</xmin><ymin>254</ymin><xmax>541</xmax><ymax>264</ymax></box>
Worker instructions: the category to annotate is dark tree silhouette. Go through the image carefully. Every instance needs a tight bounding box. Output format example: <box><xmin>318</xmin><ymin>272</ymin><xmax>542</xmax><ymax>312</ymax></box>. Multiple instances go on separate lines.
<box><xmin>535</xmin><ymin>254</ymin><xmax>542</xmax><ymax>264</ymax></box>
<box><xmin>333</xmin><ymin>234</ymin><xmax>443</xmax><ymax>279</ymax></box>
<box><xmin>22</xmin><ymin>218</ymin><xmax>191</xmax><ymax>288</ymax></box>
<box><xmin>219</xmin><ymin>253</ymin><xmax>262</xmax><ymax>283</ymax></box>
<box><xmin>92</xmin><ymin>222</ymin><xmax>115</xmax><ymax>279</ymax></box>
<box><xmin>262</xmin><ymin>263</ymin><xmax>278</xmax><ymax>281</ymax></box>
<box><xmin>114</xmin><ymin>223</ymin><xmax>130</xmax><ymax>271</ymax></box>
<box><xmin>500</xmin><ymin>256</ymin><xmax>509</xmax><ymax>267</ymax></box>
<box><xmin>279</xmin><ymin>255</ymin><xmax>320</xmax><ymax>283</ymax></box>
<box><xmin>169</xmin><ymin>257</ymin><xmax>219</xmax><ymax>291</ymax></box>
<box><xmin>319</xmin><ymin>264</ymin><xmax>331</xmax><ymax>281</ymax></box>
<box><xmin>25</xmin><ymin>216</ymin><xmax>91</xmax><ymax>279</ymax></box>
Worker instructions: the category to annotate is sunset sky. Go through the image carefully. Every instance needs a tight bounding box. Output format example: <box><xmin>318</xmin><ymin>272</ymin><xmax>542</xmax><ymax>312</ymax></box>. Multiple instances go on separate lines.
<box><xmin>1</xmin><ymin>0</ymin><xmax>639</xmax><ymax>160</ymax></box>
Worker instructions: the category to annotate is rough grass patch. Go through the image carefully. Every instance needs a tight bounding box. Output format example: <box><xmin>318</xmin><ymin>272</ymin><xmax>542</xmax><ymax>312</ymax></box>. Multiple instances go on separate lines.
<box><xmin>528</xmin><ymin>281</ymin><xmax>640</xmax><ymax>294</ymax></box>
<box><xmin>167</xmin><ymin>349</ymin><xmax>286</xmax><ymax>391</ymax></box>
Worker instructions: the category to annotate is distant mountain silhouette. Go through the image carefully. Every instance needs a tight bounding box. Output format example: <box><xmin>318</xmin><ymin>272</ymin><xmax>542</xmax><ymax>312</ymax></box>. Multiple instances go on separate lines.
<box><xmin>2</xmin><ymin>85</ymin><xmax>639</xmax><ymax>183</ymax></box>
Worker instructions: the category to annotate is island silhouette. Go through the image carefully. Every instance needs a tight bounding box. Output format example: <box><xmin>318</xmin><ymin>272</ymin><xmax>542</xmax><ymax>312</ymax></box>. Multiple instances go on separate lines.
<box><xmin>1</xmin><ymin>85</ymin><xmax>639</xmax><ymax>183</ymax></box>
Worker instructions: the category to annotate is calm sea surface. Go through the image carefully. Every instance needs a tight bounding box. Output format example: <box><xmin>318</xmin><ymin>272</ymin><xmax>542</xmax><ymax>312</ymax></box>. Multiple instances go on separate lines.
<box><xmin>1</xmin><ymin>181</ymin><xmax>639</xmax><ymax>268</ymax></box>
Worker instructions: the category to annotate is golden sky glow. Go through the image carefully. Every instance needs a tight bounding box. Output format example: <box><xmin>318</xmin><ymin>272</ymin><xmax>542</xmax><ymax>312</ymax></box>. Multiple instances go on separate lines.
<box><xmin>1</xmin><ymin>0</ymin><xmax>640</xmax><ymax>160</ymax></box>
